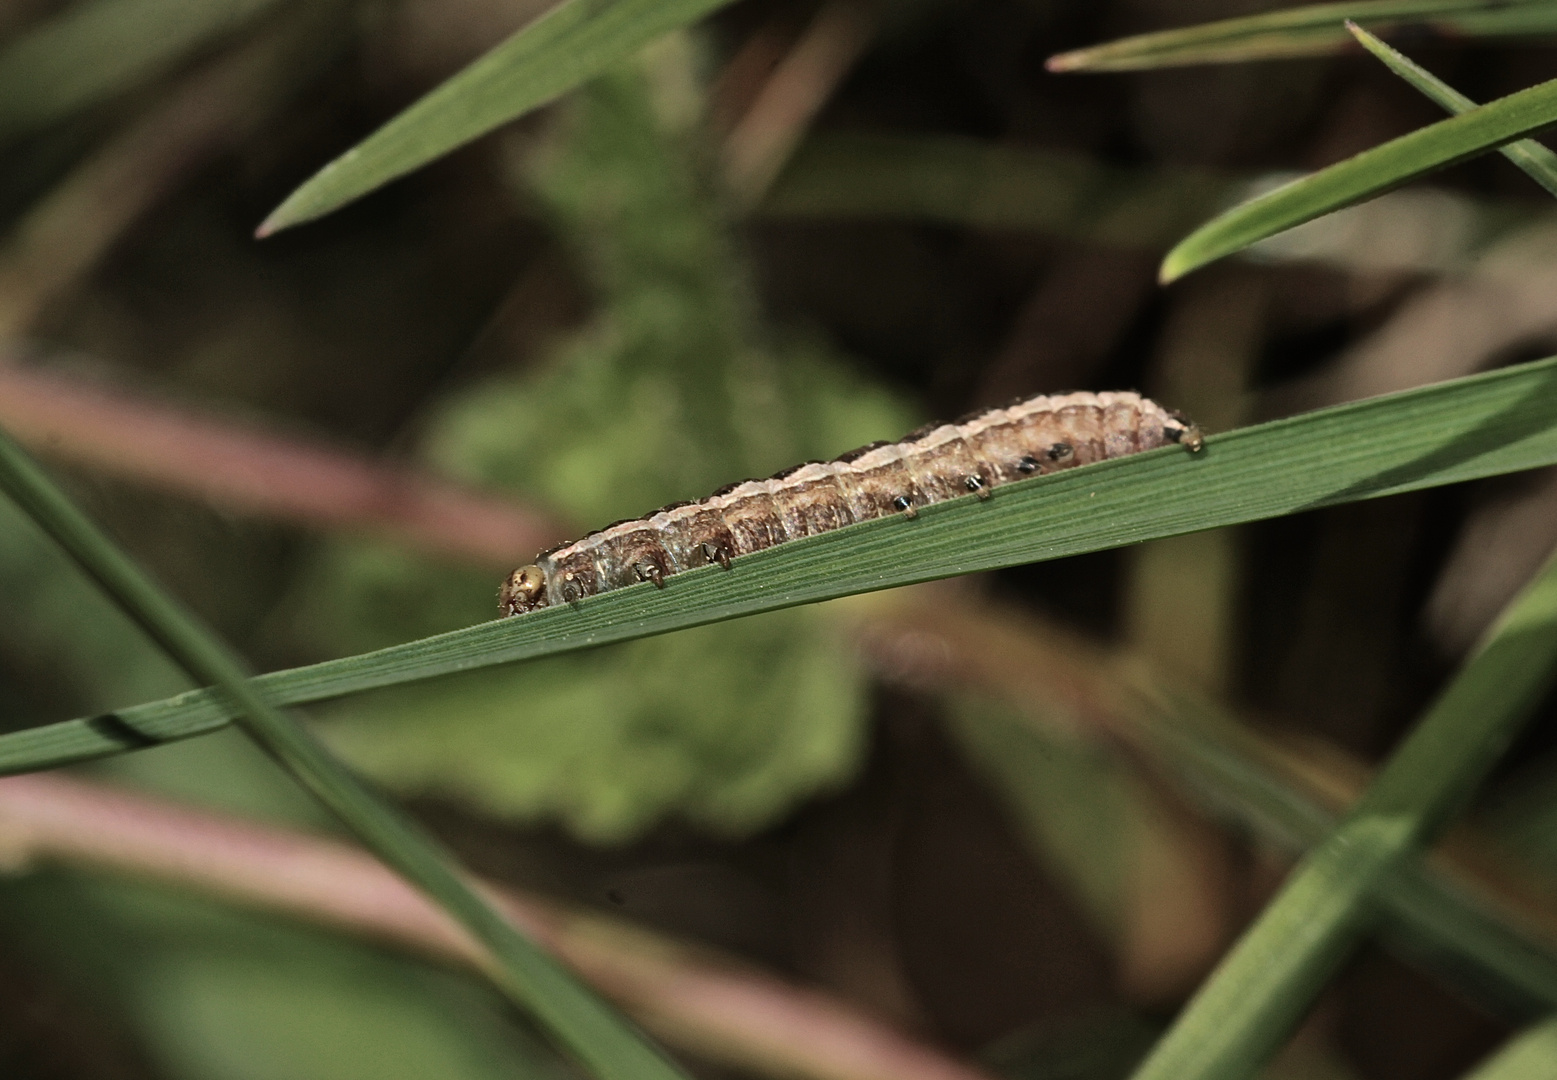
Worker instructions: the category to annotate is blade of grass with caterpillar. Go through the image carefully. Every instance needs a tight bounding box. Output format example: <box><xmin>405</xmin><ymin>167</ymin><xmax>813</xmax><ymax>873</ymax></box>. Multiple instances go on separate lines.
<box><xmin>6</xmin><ymin>354</ymin><xmax>1557</xmax><ymax>774</ymax></box>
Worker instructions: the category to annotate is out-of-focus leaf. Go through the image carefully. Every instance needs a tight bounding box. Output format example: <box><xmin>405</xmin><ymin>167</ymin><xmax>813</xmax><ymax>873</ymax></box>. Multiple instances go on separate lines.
<box><xmin>319</xmin><ymin>608</ymin><xmax>866</xmax><ymax>843</ymax></box>
<box><xmin>983</xmin><ymin>1009</ymin><xmax>1161</xmax><ymax>1080</ymax></box>
<box><xmin>1046</xmin><ymin>0</ymin><xmax>1557</xmax><ymax>72</ymax></box>
<box><xmin>0</xmin><ymin>0</ymin><xmax>286</xmax><ymax>140</ymax></box>
<box><xmin>944</xmin><ymin>696</ymin><xmax>1137</xmax><ymax>940</ymax></box>
<box><xmin>10</xmin><ymin>353</ymin><xmax>1557</xmax><ymax>775</ymax></box>
<box><xmin>760</xmin><ymin>132</ymin><xmax>1235</xmax><ymax>247</ymax></box>
<box><xmin>1161</xmin><ymin>75</ymin><xmax>1557</xmax><ymax>281</ymax></box>
<box><xmin>1349</xmin><ymin>22</ymin><xmax>1557</xmax><ymax>198</ymax></box>
<box><xmin>1461</xmin><ymin>1018</ymin><xmax>1557</xmax><ymax>1080</ymax></box>
<box><xmin>257</xmin><ymin>0</ymin><xmax>742</xmax><ymax>234</ymax></box>
<box><xmin>3</xmin><ymin>854</ymin><xmax>568</xmax><ymax>1080</ymax></box>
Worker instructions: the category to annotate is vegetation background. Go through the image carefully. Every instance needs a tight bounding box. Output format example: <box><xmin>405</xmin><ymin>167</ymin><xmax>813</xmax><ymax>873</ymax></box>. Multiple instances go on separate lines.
<box><xmin>5</xmin><ymin>1</ymin><xmax>1557</xmax><ymax>1079</ymax></box>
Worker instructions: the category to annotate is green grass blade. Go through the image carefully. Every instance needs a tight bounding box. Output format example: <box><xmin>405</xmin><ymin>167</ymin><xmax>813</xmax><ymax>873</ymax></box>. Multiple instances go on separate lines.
<box><xmin>257</xmin><ymin>0</ymin><xmax>738</xmax><ymax>235</ymax></box>
<box><xmin>8</xmin><ymin>354</ymin><xmax>1557</xmax><ymax>774</ymax></box>
<box><xmin>1127</xmin><ymin>552</ymin><xmax>1557</xmax><ymax>1080</ymax></box>
<box><xmin>0</xmin><ymin>0</ymin><xmax>285</xmax><ymax>140</ymax></box>
<box><xmin>1349</xmin><ymin>22</ymin><xmax>1557</xmax><ymax>197</ymax></box>
<box><xmin>1139</xmin><ymin>689</ymin><xmax>1557</xmax><ymax>1013</ymax></box>
<box><xmin>0</xmin><ymin>426</ymin><xmax>690</xmax><ymax>1080</ymax></box>
<box><xmin>1045</xmin><ymin>0</ymin><xmax>1556</xmax><ymax>72</ymax></box>
<box><xmin>1161</xmin><ymin>75</ymin><xmax>1557</xmax><ymax>281</ymax></box>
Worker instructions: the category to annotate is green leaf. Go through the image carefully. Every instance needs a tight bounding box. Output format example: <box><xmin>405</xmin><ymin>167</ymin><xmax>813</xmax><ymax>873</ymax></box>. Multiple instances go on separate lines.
<box><xmin>1161</xmin><ymin>75</ymin><xmax>1557</xmax><ymax>281</ymax></box>
<box><xmin>0</xmin><ymin>0</ymin><xmax>285</xmax><ymax>140</ymax></box>
<box><xmin>1045</xmin><ymin>0</ymin><xmax>1557</xmax><ymax>72</ymax></box>
<box><xmin>257</xmin><ymin>0</ymin><xmax>739</xmax><ymax>235</ymax></box>
<box><xmin>9</xmin><ymin>353</ymin><xmax>1557</xmax><ymax>775</ymax></box>
<box><xmin>1126</xmin><ymin>540</ymin><xmax>1557</xmax><ymax>1080</ymax></box>
<box><xmin>1348</xmin><ymin>21</ymin><xmax>1557</xmax><ymax>198</ymax></box>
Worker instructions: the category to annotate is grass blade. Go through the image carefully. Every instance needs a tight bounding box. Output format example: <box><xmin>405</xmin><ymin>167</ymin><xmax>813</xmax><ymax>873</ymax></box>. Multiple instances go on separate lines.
<box><xmin>257</xmin><ymin>0</ymin><xmax>738</xmax><ymax>235</ymax></box>
<box><xmin>0</xmin><ymin>0</ymin><xmax>285</xmax><ymax>140</ymax></box>
<box><xmin>0</xmin><ymin>426</ymin><xmax>690</xmax><ymax>1080</ymax></box>
<box><xmin>1349</xmin><ymin>21</ymin><xmax>1557</xmax><ymax>197</ymax></box>
<box><xmin>1160</xmin><ymin>75</ymin><xmax>1557</xmax><ymax>281</ymax></box>
<box><xmin>1045</xmin><ymin>0</ymin><xmax>1557</xmax><ymax>72</ymax></box>
<box><xmin>1137</xmin><ymin>688</ymin><xmax>1557</xmax><ymax>1014</ymax></box>
<box><xmin>1126</xmin><ymin>550</ymin><xmax>1557</xmax><ymax>1080</ymax></box>
<box><xmin>7</xmin><ymin>354</ymin><xmax>1557</xmax><ymax>774</ymax></box>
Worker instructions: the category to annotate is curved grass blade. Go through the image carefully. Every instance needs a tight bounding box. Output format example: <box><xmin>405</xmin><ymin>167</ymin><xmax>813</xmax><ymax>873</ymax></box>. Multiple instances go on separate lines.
<box><xmin>257</xmin><ymin>0</ymin><xmax>737</xmax><ymax>235</ymax></box>
<box><xmin>8</xmin><ymin>354</ymin><xmax>1557</xmax><ymax>775</ymax></box>
<box><xmin>0</xmin><ymin>0</ymin><xmax>285</xmax><ymax>140</ymax></box>
<box><xmin>1045</xmin><ymin>0</ymin><xmax>1557</xmax><ymax>72</ymax></box>
<box><xmin>1349</xmin><ymin>21</ymin><xmax>1557</xmax><ymax>197</ymax></box>
<box><xmin>1160</xmin><ymin>75</ymin><xmax>1557</xmax><ymax>281</ymax></box>
<box><xmin>0</xmin><ymin>426</ymin><xmax>691</xmax><ymax>1080</ymax></box>
<box><xmin>1126</xmin><ymin>548</ymin><xmax>1557</xmax><ymax>1080</ymax></box>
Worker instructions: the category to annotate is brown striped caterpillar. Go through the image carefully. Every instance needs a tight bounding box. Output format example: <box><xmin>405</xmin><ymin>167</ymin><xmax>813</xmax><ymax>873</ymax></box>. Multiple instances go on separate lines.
<box><xmin>500</xmin><ymin>391</ymin><xmax>1203</xmax><ymax>616</ymax></box>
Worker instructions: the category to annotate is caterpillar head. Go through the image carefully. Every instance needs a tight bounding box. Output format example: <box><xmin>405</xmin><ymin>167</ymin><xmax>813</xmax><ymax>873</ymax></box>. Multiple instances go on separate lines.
<box><xmin>1166</xmin><ymin>412</ymin><xmax>1205</xmax><ymax>453</ymax></box>
<box><xmin>499</xmin><ymin>565</ymin><xmax>549</xmax><ymax>616</ymax></box>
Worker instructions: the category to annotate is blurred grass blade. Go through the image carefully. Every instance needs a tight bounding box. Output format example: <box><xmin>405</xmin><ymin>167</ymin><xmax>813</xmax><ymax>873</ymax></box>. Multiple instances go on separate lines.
<box><xmin>761</xmin><ymin>132</ymin><xmax>1238</xmax><ymax>247</ymax></box>
<box><xmin>1349</xmin><ymin>21</ymin><xmax>1557</xmax><ymax>197</ymax></box>
<box><xmin>8</xmin><ymin>354</ymin><xmax>1557</xmax><ymax>774</ymax></box>
<box><xmin>1127</xmin><ymin>550</ymin><xmax>1557</xmax><ymax>1080</ymax></box>
<box><xmin>258</xmin><ymin>0</ymin><xmax>737</xmax><ymax>235</ymax></box>
<box><xmin>0</xmin><ymin>425</ymin><xmax>691</xmax><ymax>1080</ymax></box>
<box><xmin>1161</xmin><ymin>75</ymin><xmax>1557</xmax><ymax>281</ymax></box>
<box><xmin>0</xmin><ymin>0</ymin><xmax>285</xmax><ymax>140</ymax></box>
<box><xmin>1046</xmin><ymin>0</ymin><xmax>1556</xmax><ymax>72</ymax></box>
<box><xmin>1464</xmin><ymin>1018</ymin><xmax>1557</xmax><ymax>1080</ymax></box>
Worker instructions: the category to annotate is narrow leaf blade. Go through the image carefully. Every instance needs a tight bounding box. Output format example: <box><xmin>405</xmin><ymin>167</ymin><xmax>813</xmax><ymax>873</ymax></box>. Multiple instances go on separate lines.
<box><xmin>1161</xmin><ymin>76</ymin><xmax>1557</xmax><ymax>281</ymax></box>
<box><xmin>1046</xmin><ymin>0</ymin><xmax>1554</xmax><ymax>72</ymax></box>
<box><xmin>1349</xmin><ymin>21</ymin><xmax>1557</xmax><ymax>197</ymax></box>
<box><xmin>258</xmin><ymin>0</ymin><xmax>737</xmax><ymax>234</ymax></box>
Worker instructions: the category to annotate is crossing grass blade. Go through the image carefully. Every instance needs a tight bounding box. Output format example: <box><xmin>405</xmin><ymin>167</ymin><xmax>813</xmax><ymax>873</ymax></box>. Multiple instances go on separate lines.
<box><xmin>6</xmin><ymin>354</ymin><xmax>1557</xmax><ymax>775</ymax></box>
<box><xmin>1349</xmin><ymin>21</ymin><xmax>1557</xmax><ymax>198</ymax></box>
<box><xmin>0</xmin><ymin>426</ymin><xmax>692</xmax><ymax>1080</ymax></box>
<box><xmin>1045</xmin><ymin>0</ymin><xmax>1557</xmax><ymax>72</ymax></box>
<box><xmin>1160</xmin><ymin>74</ymin><xmax>1557</xmax><ymax>281</ymax></box>
<box><xmin>0</xmin><ymin>0</ymin><xmax>285</xmax><ymax>140</ymax></box>
<box><xmin>256</xmin><ymin>0</ymin><xmax>739</xmax><ymax>235</ymax></box>
<box><xmin>1136</xmin><ymin>686</ymin><xmax>1557</xmax><ymax>1015</ymax></box>
<box><xmin>1124</xmin><ymin>545</ymin><xmax>1557</xmax><ymax>1080</ymax></box>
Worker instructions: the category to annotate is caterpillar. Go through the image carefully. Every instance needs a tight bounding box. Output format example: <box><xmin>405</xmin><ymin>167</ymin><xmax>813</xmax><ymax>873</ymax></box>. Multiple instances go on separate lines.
<box><xmin>500</xmin><ymin>390</ymin><xmax>1203</xmax><ymax>616</ymax></box>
